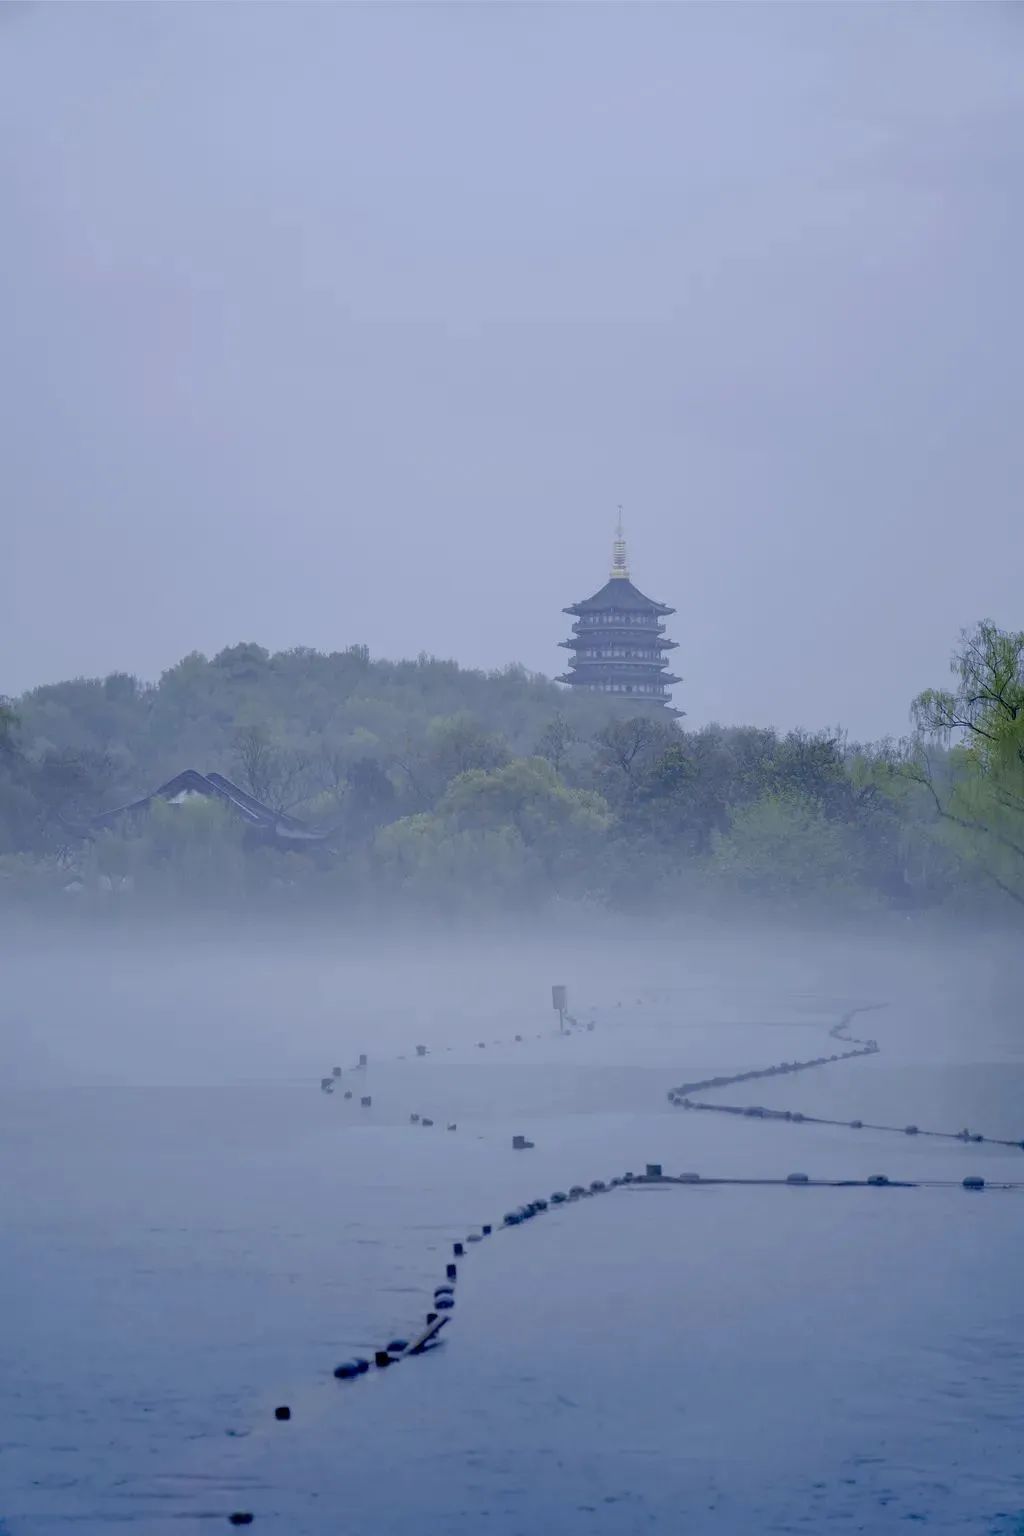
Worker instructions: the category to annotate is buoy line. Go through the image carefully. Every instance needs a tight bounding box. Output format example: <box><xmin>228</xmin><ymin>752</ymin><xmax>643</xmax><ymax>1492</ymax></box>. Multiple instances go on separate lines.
<box><xmin>224</xmin><ymin>999</ymin><xmax>1019</xmax><ymax>1525</ymax></box>
<box><xmin>667</xmin><ymin>1003</ymin><xmax>1024</xmax><ymax>1150</ymax></box>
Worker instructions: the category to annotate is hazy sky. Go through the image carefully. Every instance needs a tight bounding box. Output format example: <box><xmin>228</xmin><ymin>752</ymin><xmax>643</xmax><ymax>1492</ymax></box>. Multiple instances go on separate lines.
<box><xmin>2</xmin><ymin>3</ymin><xmax>1021</xmax><ymax>739</ymax></box>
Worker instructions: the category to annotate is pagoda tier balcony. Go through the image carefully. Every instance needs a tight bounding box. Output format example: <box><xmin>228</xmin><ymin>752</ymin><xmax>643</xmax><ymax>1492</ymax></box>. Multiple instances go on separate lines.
<box><xmin>565</xmin><ymin>656</ymin><xmax>677</xmax><ymax>676</ymax></box>
<box><xmin>559</xmin><ymin>678</ymin><xmax>681</xmax><ymax>694</ymax></box>
<box><xmin>568</xmin><ymin>617</ymin><xmax>670</xmax><ymax>636</ymax></box>
<box><xmin>556</xmin><ymin>674</ymin><xmax>680</xmax><ymax>710</ymax></box>
<box><xmin>561</xmin><ymin>638</ymin><xmax>681</xmax><ymax>657</ymax></box>
<box><xmin>563</xmin><ymin>654</ymin><xmax>671</xmax><ymax>669</ymax></box>
<box><xmin>556</xmin><ymin>669</ymin><xmax>672</xmax><ymax>688</ymax></box>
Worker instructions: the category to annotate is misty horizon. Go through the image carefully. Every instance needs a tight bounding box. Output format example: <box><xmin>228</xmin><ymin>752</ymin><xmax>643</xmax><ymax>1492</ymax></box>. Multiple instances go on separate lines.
<box><xmin>3</xmin><ymin>4</ymin><xmax>1023</xmax><ymax>738</ymax></box>
<box><xmin>4</xmin><ymin>8</ymin><xmax>1024</xmax><ymax>1533</ymax></box>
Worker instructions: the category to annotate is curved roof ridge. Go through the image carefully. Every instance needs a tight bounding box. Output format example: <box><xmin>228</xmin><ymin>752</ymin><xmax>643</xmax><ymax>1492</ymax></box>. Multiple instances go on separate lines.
<box><xmin>564</xmin><ymin>577</ymin><xmax>674</xmax><ymax>616</ymax></box>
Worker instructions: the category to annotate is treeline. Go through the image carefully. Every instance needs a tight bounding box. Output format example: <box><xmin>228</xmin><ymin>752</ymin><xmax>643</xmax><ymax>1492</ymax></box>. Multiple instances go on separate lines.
<box><xmin>1</xmin><ymin>626</ymin><xmax>1021</xmax><ymax>918</ymax></box>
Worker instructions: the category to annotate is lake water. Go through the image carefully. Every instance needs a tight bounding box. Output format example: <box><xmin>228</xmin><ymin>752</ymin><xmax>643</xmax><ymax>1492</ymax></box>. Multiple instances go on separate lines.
<box><xmin>1</xmin><ymin>925</ymin><xmax>1022</xmax><ymax>1533</ymax></box>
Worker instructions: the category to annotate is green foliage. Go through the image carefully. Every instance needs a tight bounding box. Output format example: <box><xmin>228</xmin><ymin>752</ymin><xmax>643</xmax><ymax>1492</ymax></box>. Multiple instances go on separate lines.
<box><xmin>371</xmin><ymin>759</ymin><xmax>611</xmax><ymax>911</ymax></box>
<box><xmin>911</xmin><ymin>621</ymin><xmax>1024</xmax><ymax>907</ymax></box>
<box><xmin>708</xmin><ymin>791</ymin><xmax>857</xmax><ymax>901</ymax></box>
<box><xmin>2</xmin><ymin>630</ymin><xmax>1022</xmax><ymax>919</ymax></box>
<box><xmin>373</xmin><ymin>815</ymin><xmax>534</xmax><ymax>913</ymax></box>
<box><xmin>85</xmin><ymin>797</ymin><xmax>248</xmax><ymax>907</ymax></box>
<box><xmin>441</xmin><ymin>757</ymin><xmax>610</xmax><ymax>890</ymax></box>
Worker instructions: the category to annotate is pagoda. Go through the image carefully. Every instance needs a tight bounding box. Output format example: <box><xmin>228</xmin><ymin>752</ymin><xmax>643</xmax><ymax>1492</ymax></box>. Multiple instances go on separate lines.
<box><xmin>557</xmin><ymin>515</ymin><xmax>680</xmax><ymax>713</ymax></box>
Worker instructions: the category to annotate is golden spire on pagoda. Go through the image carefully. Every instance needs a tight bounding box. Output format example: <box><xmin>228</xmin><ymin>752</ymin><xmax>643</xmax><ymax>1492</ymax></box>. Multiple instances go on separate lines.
<box><xmin>610</xmin><ymin>506</ymin><xmax>630</xmax><ymax>579</ymax></box>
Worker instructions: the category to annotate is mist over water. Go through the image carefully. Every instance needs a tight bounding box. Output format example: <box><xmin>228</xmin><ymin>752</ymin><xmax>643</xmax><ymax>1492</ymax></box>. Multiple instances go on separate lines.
<box><xmin>3</xmin><ymin>0</ymin><xmax>1023</xmax><ymax>1526</ymax></box>
<box><xmin>2</xmin><ymin>916</ymin><xmax>1022</xmax><ymax>1532</ymax></box>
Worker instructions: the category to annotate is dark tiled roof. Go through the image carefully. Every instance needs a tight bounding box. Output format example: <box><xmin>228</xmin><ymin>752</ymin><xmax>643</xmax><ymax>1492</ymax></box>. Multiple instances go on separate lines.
<box><xmin>87</xmin><ymin>770</ymin><xmax>331</xmax><ymax>842</ymax></box>
<box><xmin>564</xmin><ymin>578</ymin><xmax>674</xmax><ymax>616</ymax></box>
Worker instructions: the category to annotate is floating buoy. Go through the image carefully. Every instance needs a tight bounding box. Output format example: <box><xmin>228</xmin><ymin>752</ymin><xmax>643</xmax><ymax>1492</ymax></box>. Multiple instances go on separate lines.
<box><xmin>374</xmin><ymin>1351</ymin><xmax>392</xmax><ymax>1368</ymax></box>
<box><xmin>550</xmin><ymin>1191</ymin><xmax>567</xmax><ymax>1204</ymax></box>
<box><xmin>867</xmin><ymin>1174</ymin><xmax>889</xmax><ymax>1186</ymax></box>
<box><xmin>434</xmin><ymin>1284</ymin><xmax>454</xmax><ymax>1298</ymax></box>
<box><xmin>343</xmin><ymin>1091</ymin><xmax>353</xmax><ymax>1100</ymax></box>
<box><xmin>482</xmin><ymin>1224</ymin><xmax>492</xmax><ymax>1236</ymax></box>
<box><xmin>435</xmin><ymin>1295</ymin><xmax>455</xmax><ymax>1310</ymax></box>
<box><xmin>962</xmin><ymin>1176</ymin><xmax>985</xmax><ymax>1190</ymax></box>
<box><xmin>446</xmin><ymin>1263</ymin><xmax>457</xmax><ymax>1280</ymax></box>
<box><xmin>416</xmin><ymin>1045</ymin><xmax>427</xmax><ymax>1057</ymax></box>
<box><xmin>447</xmin><ymin>1123</ymin><xmax>457</xmax><ymax>1131</ymax></box>
<box><xmin>361</xmin><ymin>1096</ymin><xmax>372</xmax><ymax>1108</ymax></box>
<box><xmin>410</xmin><ymin>1113</ymin><xmax>420</xmax><ymax>1123</ymax></box>
<box><xmin>333</xmin><ymin>1360</ymin><xmax>362</xmax><ymax>1380</ymax></box>
<box><xmin>679</xmin><ymin>1172</ymin><xmax>701</xmax><ymax>1183</ymax></box>
<box><xmin>453</xmin><ymin>1242</ymin><xmax>464</xmax><ymax>1256</ymax></box>
<box><xmin>274</xmin><ymin>1404</ymin><xmax>291</xmax><ymax>1421</ymax></box>
<box><xmin>358</xmin><ymin>1054</ymin><xmax>368</xmax><ymax>1067</ymax></box>
<box><xmin>590</xmin><ymin>1180</ymin><xmax>606</xmax><ymax>1192</ymax></box>
<box><xmin>786</xmin><ymin>1172</ymin><xmax>810</xmax><ymax>1184</ymax></box>
<box><xmin>905</xmin><ymin>1125</ymin><xmax>919</xmax><ymax>1136</ymax></box>
<box><xmin>228</xmin><ymin>1516</ymin><xmax>254</xmax><ymax>1527</ymax></box>
<box><xmin>387</xmin><ymin>1339</ymin><xmax>409</xmax><ymax>1355</ymax></box>
<box><xmin>421</xmin><ymin>1118</ymin><xmax>434</xmax><ymax>1127</ymax></box>
<box><xmin>332</xmin><ymin>1066</ymin><xmax>342</xmax><ymax>1078</ymax></box>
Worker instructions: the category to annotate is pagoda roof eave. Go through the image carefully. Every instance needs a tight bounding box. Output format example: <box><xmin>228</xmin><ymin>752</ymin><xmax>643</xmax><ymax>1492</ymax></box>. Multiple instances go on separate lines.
<box><xmin>563</xmin><ymin>637</ymin><xmax>677</xmax><ymax>650</ymax></box>
<box><xmin>565</xmin><ymin>577</ymin><xmax>673</xmax><ymax>616</ymax></box>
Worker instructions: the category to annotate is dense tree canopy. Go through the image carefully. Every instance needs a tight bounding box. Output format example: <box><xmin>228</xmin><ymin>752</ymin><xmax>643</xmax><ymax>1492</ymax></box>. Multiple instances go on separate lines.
<box><xmin>0</xmin><ymin>629</ymin><xmax>1017</xmax><ymax>920</ymax></box>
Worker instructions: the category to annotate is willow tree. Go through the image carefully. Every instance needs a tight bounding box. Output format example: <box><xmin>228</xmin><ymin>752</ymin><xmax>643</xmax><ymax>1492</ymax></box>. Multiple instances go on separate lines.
<box><xmin>911</xmin><ymin>621</ymin><xmax>1024</xmax><ymax>907</ymax></box>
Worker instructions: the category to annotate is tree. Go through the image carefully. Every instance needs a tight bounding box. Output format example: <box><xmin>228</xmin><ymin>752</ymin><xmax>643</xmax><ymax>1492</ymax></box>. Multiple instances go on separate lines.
<box><xmin>376</xmin><ymin>758</ymin><xmax>611</xmax><ymax>904</ymax></box>
<box><xmin>910</xmin><ymin>621</ymin><xmax>1024</xmax><ymax>907</ymax></box>
<box><xmin>396</xmin><ymin>712</ymin><xmax>510</xmax><ymax>809</ymax></box>
<box><xmin>372</xmin><ymin>813</ymin><xmax>533</xmax><ymax>912</ymax></box>
<box><xmin>442</xmin><ymin>757</ymin><xmax>608</xmax><ymax>846</ymax></box>
<box><xmin>535</xmin><ymin>713</ymin><xmax>577</xmax><ymax>776</ymax></box>
<box><xmin>0</xmin><ymin>699</ymin><xmax>18</xmax><ymax>753</ymax></box>
<box><xmin>231</xmin><ymin>726</ymin><xmax>315</xmax><ymax>813</ymax></box>
<box><xmin>624</xmin><ymin>725</ymin><xmax>773</xmax><ymax>855</ymax></box>
<box><xmin>708</xmin><ymin>790</ymin><xmax>856</xmax><ymax>902</ymax></box>
<box><xmin>344</xmin><ymin>757</ymin><xmax>397</xmax><ymax>845</ymax></box>
<box><xmin>28</xmin><ymin>747</ymin><xmax>119</xmax><ymax>852</ymax></box>
<box><xmin>141</xmin><ymin>797</ymin><xmax>247</xmax><ymax>904</ymax></box>
<box><xmin>591</xmin><ymin>716</ymin><xmax>680</xmax><ymax>803</ymax></box>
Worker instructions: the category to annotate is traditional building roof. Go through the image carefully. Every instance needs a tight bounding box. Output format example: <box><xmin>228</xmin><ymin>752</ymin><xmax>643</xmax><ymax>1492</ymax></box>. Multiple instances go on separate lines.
<box><xmin>84</xmin><ymin>770</ymin><xmax>332</xmax><ymax>845</ymax></box>
<box><xmin>564</xmin><ymin>577</ymin><xmax>674</xmax><ymax>617</ymax></box>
